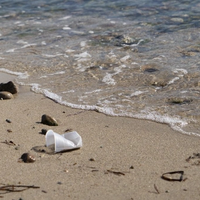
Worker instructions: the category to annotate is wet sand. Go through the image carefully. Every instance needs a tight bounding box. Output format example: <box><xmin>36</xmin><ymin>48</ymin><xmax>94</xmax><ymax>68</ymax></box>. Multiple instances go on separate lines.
<box><xmin>1</xmin><ymin>73</ymin><xmax>200</xmax><ymax>200</ymax></box>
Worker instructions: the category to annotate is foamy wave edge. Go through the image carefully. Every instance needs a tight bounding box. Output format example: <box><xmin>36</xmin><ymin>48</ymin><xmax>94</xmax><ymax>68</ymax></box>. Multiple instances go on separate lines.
<box><xmin>30</xmin><ymin>83</ymin><xmax>200</xmax><ymax>137</ymax></box>
<box><xmin>0</xmin><ymin>68</ymin><xmax>29</xmax><ymax>79</ymax></box>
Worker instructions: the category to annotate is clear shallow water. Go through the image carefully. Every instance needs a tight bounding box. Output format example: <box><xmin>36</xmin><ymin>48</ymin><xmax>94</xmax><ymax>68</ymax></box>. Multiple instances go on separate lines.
<box><xmin>1</xmin><ymin>0</ymin><xmax>200</xmax><ymax>135</ymax></box>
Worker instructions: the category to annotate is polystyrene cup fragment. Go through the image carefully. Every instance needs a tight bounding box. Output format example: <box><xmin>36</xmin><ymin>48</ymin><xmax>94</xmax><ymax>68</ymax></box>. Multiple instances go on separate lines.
<box><xmin>45</xmin><ymin>130</ymin><xmax>82</xmax><ymax>153</ymax></box>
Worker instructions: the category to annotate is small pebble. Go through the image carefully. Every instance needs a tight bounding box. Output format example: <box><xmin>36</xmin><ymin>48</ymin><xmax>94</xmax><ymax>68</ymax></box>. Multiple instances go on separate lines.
<box><xmin>89</xmin><ymin>158</ymin><xmax>95</xmax><ymax>161</ymax></box>
<box><xmin>41</xmin><ymin>114</ymin><xmax>58</xmax><ymax>126</ymax></box>
<box><xmin>15</xmin><ymin>146</ymin><xmax>20</xmax><ymax>150</ymax></box>
<box><xmin>6</xmin><ymin>119</ymin><xmax>11</xmax><ymax>123</ymax></box>
<box><xmin>0</xmin><ymin>91</ymin><xmax>14</xmax><ymax>100</ymax></box>
<box><xmin>20</xmin><ymin>153</ymin><xmax>36</xmax><ymax>163</ymax></box>
<box><xmin>7</xmin><ymin>129</ymin><xmax>12</xmax><ymax>133</ymax></box>
<box><xmin>41</xmin><ymin>129</ymin><xmax>47</xmax><ymax>135</ymax></box>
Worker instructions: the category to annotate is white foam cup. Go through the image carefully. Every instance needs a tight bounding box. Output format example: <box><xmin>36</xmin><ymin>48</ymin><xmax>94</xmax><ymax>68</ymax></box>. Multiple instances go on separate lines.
<box><xmin>45</xmin><ymin>130</ymin><xmax>83</xmax><ymax>153</ymax></box>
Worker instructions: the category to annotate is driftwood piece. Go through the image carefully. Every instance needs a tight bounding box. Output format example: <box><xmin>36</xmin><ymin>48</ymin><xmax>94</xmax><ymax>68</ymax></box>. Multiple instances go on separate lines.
<box><xmin>0</xmin><ymin>184</ymin><xmax>40</xmax><ymax>194</ymax></box>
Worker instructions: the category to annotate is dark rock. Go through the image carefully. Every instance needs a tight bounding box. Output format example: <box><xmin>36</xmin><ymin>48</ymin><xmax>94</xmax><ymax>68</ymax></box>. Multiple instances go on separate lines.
<box><xmin>20</xmin><ymin>153</ymin><xmax>36</xmax><ymax>163</ymax></box>
<box><xmin>0</xmin><ymin>91</ymin><xmax>14</xmax><ymax>99</ymax></box>
<box><xmin>41</xmin><ymin>114</ymin><xmax>58</xmax><ymax>126</ymax></box>
<box><xmin>0</xmin><ymin>81</ymin><xmax>18</xmax><ymax>94</ymax></box>
<box><xmin>41</xmin><ymin>129</ymin><xmax>47</xmax><ymax>135</ymax></box>
<box><xmin>6</xmin><ymin>119</ymin><xmax>11</xmax><ymax>123</ymax></box>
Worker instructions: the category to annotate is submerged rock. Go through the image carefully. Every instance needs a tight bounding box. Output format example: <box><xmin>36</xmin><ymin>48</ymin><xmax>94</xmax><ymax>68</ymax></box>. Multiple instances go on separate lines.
<box><xmin>0</xmin><ymin>81</ymin><xmax>18</xmax><ymax>94</ymax></box>
<box><xmin>144</xmin><ymin>68</ymin><xmax>159</xmax><ymax>73</ymax></box>
<box><xmin>150</xmin><ymin>78</ymin><xmax>168</xmax><ymax>87</ymax></box>
<box><xmin>170</xmin><ymin>17</ymin><xmax>184</xmax><ymax>23</ymax></box>
<box><xmin>41</xmin><ymin>114</ymin><xmax>58</xmax><ymax>126</ymax></box>
<box><xmin>167</xmin><ymin>97</ymin><xmax>193</xmax><ymax>105</ymax></box>
<box><xmin>0</xmin><ymin>91</ymin><xmax>14</xmax><ymax>100</ymax></box>
<box><xmin>141</xmin><ymin>63</ymin><xmax>160</xmax><ymax>73</ymax></box>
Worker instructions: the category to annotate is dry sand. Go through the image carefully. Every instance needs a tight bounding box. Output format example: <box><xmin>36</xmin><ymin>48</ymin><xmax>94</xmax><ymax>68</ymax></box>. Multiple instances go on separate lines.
<box><xmin>0</xmin><ymin>72</ymin><xmax>200</xmax><ymax>200</ymax></box>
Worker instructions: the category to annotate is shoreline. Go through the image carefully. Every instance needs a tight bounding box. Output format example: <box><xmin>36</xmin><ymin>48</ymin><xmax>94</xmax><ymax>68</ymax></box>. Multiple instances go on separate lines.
<box><xmin>0</xmin><ymin>73</ymin><xmax>200</xmax><ymax>199</ymax></box>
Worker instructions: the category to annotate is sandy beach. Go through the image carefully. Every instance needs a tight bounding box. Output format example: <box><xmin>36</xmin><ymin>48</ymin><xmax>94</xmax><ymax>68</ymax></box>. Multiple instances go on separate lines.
<box><xmin>0</xmin><ymin>73</ymin><xmax>200</xmax><ymax>200</ymax></box>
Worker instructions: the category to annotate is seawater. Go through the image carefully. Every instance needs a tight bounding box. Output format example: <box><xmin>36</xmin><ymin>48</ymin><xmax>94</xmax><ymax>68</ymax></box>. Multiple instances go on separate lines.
<box><xmin>1</xmin><ymin>0</ymin><xmax>200</xmax><ymax>135</ymax></box>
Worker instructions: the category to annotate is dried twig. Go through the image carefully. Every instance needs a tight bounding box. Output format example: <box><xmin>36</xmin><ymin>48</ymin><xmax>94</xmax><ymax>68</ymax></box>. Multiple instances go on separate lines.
<box><xmin>1</xmin><ymin>140</ymin><xmax>16</xmax><ymax>146</ymax></box>
<box><xmin>154</xmin><ymin>184</ymin><xmax>160</xmax><ymax>194</ymax></box>
<box><xmin>148</xmin><ymin>184</ymin><xmax>160</xmax><ymax>194</ymax></box>
<box><xmin>0</xmin><ymin>184</ymin><xmax>40</xmax><ymax>194</ymax></box>
<box><xmin>106</xmin><ymin>170</ymin><xmax>125</xmax><ymax>176</ymax></box>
